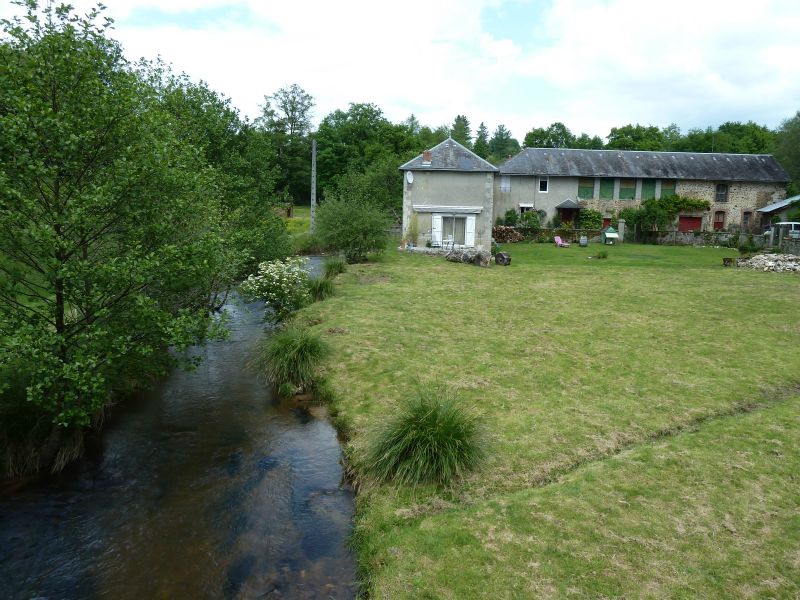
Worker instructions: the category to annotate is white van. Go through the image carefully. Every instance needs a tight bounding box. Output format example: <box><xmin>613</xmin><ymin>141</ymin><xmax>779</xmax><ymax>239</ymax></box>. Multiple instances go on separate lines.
<box><xmin>771</xmin><ymin>222</ymin><xmax>800</xmax><ymax>243</ymax></box>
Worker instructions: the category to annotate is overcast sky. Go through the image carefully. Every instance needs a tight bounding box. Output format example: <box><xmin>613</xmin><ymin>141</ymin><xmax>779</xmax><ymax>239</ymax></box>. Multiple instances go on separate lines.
<box><xmin>3</xmin><ymin>0</ymin><xmax>800</xmax><ymax>141</ymax></box>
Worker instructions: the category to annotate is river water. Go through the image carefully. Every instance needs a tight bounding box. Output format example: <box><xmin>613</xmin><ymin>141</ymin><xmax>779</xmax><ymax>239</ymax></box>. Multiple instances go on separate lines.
<box><xmin>0</xmin><ymin>273</ymin><xmax>357</xmax><ymax>598</ymax></box>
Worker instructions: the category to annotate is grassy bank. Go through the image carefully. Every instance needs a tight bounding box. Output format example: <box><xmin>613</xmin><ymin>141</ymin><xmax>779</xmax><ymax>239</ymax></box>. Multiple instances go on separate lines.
<box><xmin>296</xmin><ymin>242</ymin><xmax>800</xmax><ymax>597</ymax></box>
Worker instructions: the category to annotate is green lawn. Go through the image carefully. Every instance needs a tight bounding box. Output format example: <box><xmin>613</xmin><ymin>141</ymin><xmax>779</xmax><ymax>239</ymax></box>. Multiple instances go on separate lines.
<box><xmin>298</xmin><ymin>242</ymin><xmax>800</xmax><ymax>598</ymax></box>
<box><xmin>286</xmin><ymin>204</ymin><xmax>310</xmax><ymax>235</ymax></box>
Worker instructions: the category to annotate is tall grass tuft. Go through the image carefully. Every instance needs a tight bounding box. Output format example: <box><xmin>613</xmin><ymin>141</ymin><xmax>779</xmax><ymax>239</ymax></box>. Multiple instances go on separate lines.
<box><xmin>362</xmin><ymin>384</ymin><xmax>484</xmax><ymax>487</ymax></box>
<box><xmin>256</xmin><ymin>326</ymin><xmax>330</xmax><ymax>389</ymax></box>
<box><xmin>308</xmin><ymin>276</ymin><xmax>335</xmax><ymax>302</ymax></box>
<box><xmin>324</xmin><ymin>257</ymin><xmax>347</xmax><ymax>279</ymax></box>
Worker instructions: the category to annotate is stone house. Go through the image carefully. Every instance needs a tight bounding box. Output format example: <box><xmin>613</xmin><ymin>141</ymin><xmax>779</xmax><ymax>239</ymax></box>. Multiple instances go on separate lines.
<box><xmin>494</xmin><ymin>148</ymin><xmax>790</xmax><ymax>232</ymax></box>
<box><xmin>400</xmin><ymin>138</ymin><xmax>497</xmax><ymax>251</ymax></box>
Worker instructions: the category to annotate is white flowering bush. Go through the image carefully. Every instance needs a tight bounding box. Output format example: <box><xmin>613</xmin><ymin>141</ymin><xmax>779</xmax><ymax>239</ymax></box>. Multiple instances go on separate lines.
<box><xmin>240</xmin><ymin>257</ymin><xmax>311</xmax><ymax>324</ymax></box>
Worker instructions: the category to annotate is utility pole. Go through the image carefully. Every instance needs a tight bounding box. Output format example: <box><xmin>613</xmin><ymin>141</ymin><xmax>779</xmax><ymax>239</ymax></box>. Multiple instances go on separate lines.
<box><xmin>310</xmin><ymin>139</ymin><xmax>317</xmax><ymax>232</ymax></box>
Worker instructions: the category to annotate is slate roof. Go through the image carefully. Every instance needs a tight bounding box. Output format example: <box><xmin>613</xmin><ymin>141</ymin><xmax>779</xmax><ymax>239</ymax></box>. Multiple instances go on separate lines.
<box><xmin>757</xmin><ymin>194</ymin><xmax>800</xmax><ymax>213</ymax></box>
<box><xmin>399</xmin><ymin>138</ymin><xmax>498</xmax><ymax>172</ymax></box>
<box><xmin>499</xmin><ymin>148</ymin><xmax>790</xmax><ymax>183</ymax></box>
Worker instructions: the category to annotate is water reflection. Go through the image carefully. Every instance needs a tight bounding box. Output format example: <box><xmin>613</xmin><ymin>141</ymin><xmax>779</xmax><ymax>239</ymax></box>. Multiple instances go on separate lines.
<box><xmin>0</xmin><ymin>275</ymin><xmax>357</xmax><ymax>599</ymax></box>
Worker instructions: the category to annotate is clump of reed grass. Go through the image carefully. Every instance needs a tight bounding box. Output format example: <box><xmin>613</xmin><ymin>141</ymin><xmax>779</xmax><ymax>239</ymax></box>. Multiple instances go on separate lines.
<box><xmin>256</xmin><ymin>326</ymin><xmax>330</xmax><ymax>389</ymax></box>
<box><xmin>596</xmin><ymin>249</ymin><xmax>609</xmax><ymax>259</ymax></box>
<box><xmin>323</xmin><ymin>257</ymin><xmax>347</xmax><ymax>279</ymax></box>
<box><xmin>362</xmin><ymin>384</ymin><xmax>484</xmax><ymax>487</ymax></box>
<box><xmin>308</xmin><ymin>276</ymin><xmax>335</xmax><ymax>302</ymax></box>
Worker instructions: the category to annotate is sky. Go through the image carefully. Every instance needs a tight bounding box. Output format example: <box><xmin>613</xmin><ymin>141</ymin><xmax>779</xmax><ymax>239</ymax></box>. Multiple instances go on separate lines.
<box><xmin>3</xmin><ymin>0</ymin><xmax>800</xmax><ymax>142</ymax></box>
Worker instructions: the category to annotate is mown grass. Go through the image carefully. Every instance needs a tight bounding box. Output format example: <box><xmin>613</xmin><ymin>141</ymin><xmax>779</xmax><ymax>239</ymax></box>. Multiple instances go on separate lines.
<box><xmin>296</xmin><ymin>241</ymin><xmax>800</xmax><ymax>597</ymax></box>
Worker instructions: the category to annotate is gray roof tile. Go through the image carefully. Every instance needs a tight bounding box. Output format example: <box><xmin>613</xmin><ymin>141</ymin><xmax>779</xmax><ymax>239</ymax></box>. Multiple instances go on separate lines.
<box><xmin>500</xmin><ymin>148</ymin><xmax>790</xmax><ymax>183</ymax></box>
<box><xmin>399</xmin><ymin>138</ymin><xmax>498</xmax><ymax>172</ymax></box>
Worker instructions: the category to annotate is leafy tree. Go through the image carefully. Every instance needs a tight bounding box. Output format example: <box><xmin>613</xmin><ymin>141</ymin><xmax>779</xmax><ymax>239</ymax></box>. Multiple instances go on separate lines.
<box><xmin>326</xmin><ymin>154</ymin><xmax>404</xmax><ymax>222</ymax></box>
<box><xmin>524</xmin><ymin>122</ymin><xmax>575</xmax><ymax>148</ymax></box>
<box><xmin>257</xmin><ymin>83</ymin><xmax>314</xmax><ymax>204</ymax></box>
<box><xmin>450</xmin><ymin>115</ymin><xmax>472</xmax><ymax>147</ymax></box>
<box><xmin>661</xmin><ymin>123</ymin><xmax>683</xmax><ymax>151</ymax></box>
<box><xmin>316</xmin><ymin>194</ymin><xmax>391</xmax><ymax>263</ymax></box>
<box><xmin>606</xmin><ymin>124</ymin><xmax>665</xmax><ymax>150</ymax></box>
<box><xmin>0</xmin><ymin>2</ymin><xmax>231</xmax><ymax>471</ymax></box>
<box><xmin>262</xmin><ymin>83</ymin><xmax>314</xmax><ymax>138</ymax></box>
<box><xmin>473</xmin><ymin>122</ymin><xmax>490</xmax><ymax>158</ymax></box>
<box><xmin>774</xmin><ymin>112</ymin><xmax>800</xmax><ymax>196</ymax></box>
<box><xmin>572</xmin><ymin>132</ymin><xmax>605</xmax><ymax>149</ymax></box>
<box><xmin>489</xmin><ymin>124</ymin><xmax>521</xmax><ymax>162</ymax></box>
<box><xmin>714</xmin><ymin>121</ymin><xmax>775</xmax><ymax>154</ymax></box>
<box><xmin>156</xmin><ymin>73</ymin><xmax>290</xmax><ymax>277</ymax></box>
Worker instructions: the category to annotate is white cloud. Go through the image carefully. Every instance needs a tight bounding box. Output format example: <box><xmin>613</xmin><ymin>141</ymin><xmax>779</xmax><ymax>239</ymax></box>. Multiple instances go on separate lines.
<box><xmin>3</xmin><ymin>0</ymin><xmax>800</xmax><ymax>141</ymax></box>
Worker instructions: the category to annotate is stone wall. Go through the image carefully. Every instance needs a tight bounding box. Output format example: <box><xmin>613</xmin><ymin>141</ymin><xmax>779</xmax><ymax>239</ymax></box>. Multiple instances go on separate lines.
<box><xmin>782</xmin><ymin>238</ymin><xmax>800</xmax><ymax>256</ymax></box>
<box><xmin>676</xmin><ymin>180</ymin><xmax>785</xmax><ymax>230</ymax></box>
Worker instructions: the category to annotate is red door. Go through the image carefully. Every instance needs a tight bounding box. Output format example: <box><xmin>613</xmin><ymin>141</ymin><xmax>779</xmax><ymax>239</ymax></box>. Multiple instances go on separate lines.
<box><xmin>602</xmin><ymin>218</ymin><xmax>611</xmax><ymax>228</ymax></box>
<box><xmin>678</xmin><ymin>216</ymin><xmax>702</xmax><ymax>232</ymax></box>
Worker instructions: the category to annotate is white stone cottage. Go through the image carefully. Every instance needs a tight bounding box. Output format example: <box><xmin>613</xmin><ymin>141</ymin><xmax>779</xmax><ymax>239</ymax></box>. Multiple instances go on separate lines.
<box><xmin>401</xmin><ymin>144</ymin><xmax>791</xmax><ymax>247</ymax></box>
<box><xmin>400</xmin><ymin>138</ymin><xmax>497</xmax><ymax>251</ymax></box>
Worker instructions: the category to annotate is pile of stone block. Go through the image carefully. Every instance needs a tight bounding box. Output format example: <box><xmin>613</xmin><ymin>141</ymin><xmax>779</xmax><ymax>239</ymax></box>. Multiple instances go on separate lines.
<box><xmin>736</xmin><ymin>253</ymin><xmax>800</xmax><ymax>273</ymax></box>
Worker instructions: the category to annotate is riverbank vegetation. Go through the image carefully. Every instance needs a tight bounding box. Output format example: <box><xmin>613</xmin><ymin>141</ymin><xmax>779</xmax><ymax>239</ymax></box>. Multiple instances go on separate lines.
<box><xmin>0</xmin><ymin>3</ymin><xmax>293</xmax><ymax>476</ymax></box>
<box><xmin>296</xmin><ymin>243</ymin><xmax>800</xmax><ymax>597</ymax></box>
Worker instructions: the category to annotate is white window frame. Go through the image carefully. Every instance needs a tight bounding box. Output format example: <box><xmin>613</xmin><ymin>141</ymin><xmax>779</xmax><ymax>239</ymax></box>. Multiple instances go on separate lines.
<box><xmin>538</xmin><ymin>176</ymin><xmax>549</xmax><ymax>193</ymax></box>
<box><xmin>431</xmin><ymin>213</ymin><xmax>476</xmax><ymax>248</ymax></box>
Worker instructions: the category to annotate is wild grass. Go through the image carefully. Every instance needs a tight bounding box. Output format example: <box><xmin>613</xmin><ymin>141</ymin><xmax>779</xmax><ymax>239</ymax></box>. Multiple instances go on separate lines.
<box><xmin>307</xmin><ymin>276</ymin><xmax>335</xmax><ymax>301</ymax></box>
<box><xmin>323</xmin><ymin>257</ymin><xmax>347</xmax><ymax>279</ymax></box>
<box><xmin>295</xmin><ymin>242</ymin><xmax>800</xmax><ymax>597</ymax></box>
<box><xmin>255</xmin><ymin>326</ymin><xmax>329</xmax><ymax>389</ymax></box>
<box><xmin>362</xmin><ymin>384</ymin><xmax>484</xmax><ymax>487</ymax></box>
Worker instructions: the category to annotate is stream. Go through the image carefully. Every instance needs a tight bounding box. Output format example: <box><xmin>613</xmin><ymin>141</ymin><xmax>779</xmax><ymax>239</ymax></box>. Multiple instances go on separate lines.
<box><xmin>0</xmin><ymin>259</ymin><xmax>357</xmax><ymax>599</ymax></box>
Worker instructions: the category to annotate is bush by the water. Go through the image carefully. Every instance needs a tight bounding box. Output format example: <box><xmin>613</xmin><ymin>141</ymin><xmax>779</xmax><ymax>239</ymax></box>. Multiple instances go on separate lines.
<box><xmin>308</xmin><ymin>276</ymin><xmax>335</xmax><ymax>301</ymax></box>
<box><xmin>256</xmin><ymin>326</ymin><xmax>330</xmax><ymax>389</ymax></box>
<box><xmin>323</xmin><ymin>257</ymin><xmax>347</xmax><ymax>279</ymax></box>
<box><xmin>240</xmin><ymin>257</ymin><xmax>310</xmax><ymax>324</ymax></box>
<box><xmin>316</xmin><ymin>194</ymin><xmax>391</xmax><ymax>263</ymax></box>
<box><xmin>362</xmin><ymin>385</ymin><xmax>484</xmax><ymax>487</ymax></box>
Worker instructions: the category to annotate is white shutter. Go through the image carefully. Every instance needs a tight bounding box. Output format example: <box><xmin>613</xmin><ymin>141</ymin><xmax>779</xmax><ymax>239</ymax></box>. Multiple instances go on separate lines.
<box><xmin>465</xmin><ymin>215</ymin><xmax>476</xmax><ymax>247</ymax></box>
<box><xmin>431</xmin><ymin>214</ymin><xmax>443</xmax><ymax>246</ymax></box>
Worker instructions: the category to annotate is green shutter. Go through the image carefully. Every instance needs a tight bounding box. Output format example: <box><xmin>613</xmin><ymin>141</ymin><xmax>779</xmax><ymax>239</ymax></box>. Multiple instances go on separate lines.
<box><xmin>599</xmin><ymin>178</ymin><xmax>614</xmax><ymax>200</ymax></box>
<box><xmin>641</xmin><ymin>179</ymin><xmax>656</xmax><ymax>200</ymax></box>
<box><xmin>619</xmin><ymin>179</ymin><xmax>635</xmax><ymax>200</ymax></box>
<box><xmin>661</xmin><ymin>180</ymin><xmax>676</xmax><ymax>198</ymax></box>
<box><xmin>578</xmin><ymin>178</ymin><xmax>594</xmax><ymax>198</ymax></box>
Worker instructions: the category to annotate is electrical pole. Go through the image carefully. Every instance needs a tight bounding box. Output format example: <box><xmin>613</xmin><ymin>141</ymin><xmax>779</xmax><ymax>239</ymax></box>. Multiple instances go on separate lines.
<box><xmin>310</xmin><ymin>139</ymin><xmax>317</xmax><ymax>232</ymax></box>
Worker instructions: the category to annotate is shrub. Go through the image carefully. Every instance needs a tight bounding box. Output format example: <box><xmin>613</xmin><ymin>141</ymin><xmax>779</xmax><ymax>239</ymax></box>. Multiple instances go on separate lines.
<box><xmin>316</xmin><ymin>193</ymin><xmax>391</xmax><ymax>263</ymax></box>
<box><xmin>503</xmin><ymin>209</ymin><xmax>519</xmax><ymax>226</ymax></box>
<box><xmin>323</xmin><ymin>257</ymin><xmax>347</xmax><ymax>279</ymax></box>
<box><xmin>308</xmin><ymin>276</ymin><xmax>335</xmax><ymax>301</ymax></box>
<box><xmin>362</xmin><ymin>384</ymin><xmax>484</xmax><ymax>487</ymax></box>
<box><xmin>578</xmin><ymin>208</ymin><xmax>603</xmax><ymax>230</ymax></box>
<box><xmin>518</xmin><ymin>211</ymin><xmax>541</xmax><ymax>237</ymax></box>
<box><xmin>256</xmin><ymin>326</ymin><xmax>330</xmax><ymax>389</ymax></box>
<box><xmin>240</xmin><ymin>257</ymin><xmax>311</xmax><ymax>324</ymax></box>
<box><xmin>596</xmin><ymin>249</ymin><xmax>609</xmax><ymax>259</ymax></box>
<box><xmin>292</xmin><ymin>231</ymin><xmax>328</xmax><ymax>255</ymax></box>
